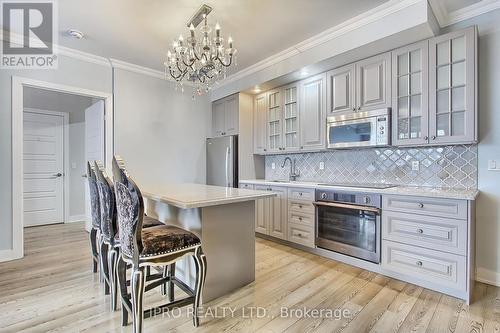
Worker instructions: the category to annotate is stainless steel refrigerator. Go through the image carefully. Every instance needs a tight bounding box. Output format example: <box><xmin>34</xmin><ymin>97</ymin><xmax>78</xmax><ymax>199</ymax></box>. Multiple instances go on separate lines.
<box><xmin>206</xmin><ymin>135</ymin><xmax>238</xmax><ymax>187</ymax></box>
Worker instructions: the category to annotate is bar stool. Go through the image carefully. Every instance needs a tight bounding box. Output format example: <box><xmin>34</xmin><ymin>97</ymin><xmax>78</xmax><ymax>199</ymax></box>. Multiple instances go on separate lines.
<box><xmin>94</xmin><ymin>160</ymin><xmax>165</xmax><ymax>311</ymax></box>
<box><xmin>112</xmin><ymin>156</ymin><xmax>207</xmax><ymax>333</ymax></box>
<box><xmin>86</xmin><ymin>162</ymin><xmax>104</xmax><ymax>281</ymax></box>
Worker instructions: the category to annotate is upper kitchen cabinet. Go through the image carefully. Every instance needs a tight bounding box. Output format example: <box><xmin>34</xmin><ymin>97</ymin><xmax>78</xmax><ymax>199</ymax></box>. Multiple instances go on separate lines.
<box><xmin>282</xmin><ymin>82</ymin><xmax>300</xmax><ymax>151</ymax></box>
<box><xmin>326</xmin><ymin>64</ymin><xmax>355</xmax><ymax>114</ymax></box>
<box><xmin>211</xmin><ymin>94</ymin><xmax>239</xmax><ymax>137</ymax></box>
<box><xmin>266</xmin><ymin>88</ymin><xmax>284</xmax><ymax>153</ymax></box>
<box><xmin>299</xmin><ymin>73</ymin><xmax>327</xmax><ymax>151</ymax></box>
<box><xmin>429</xmin><ymin>26</ymin><xmax>477</xmax><ymax>145</ymax></box>
<box><xmin>356</xmin><ymin>52</ymin><xmax>392</xmax><ymax>112</ymax></box>
<box><xmin>253</xmin><ymin>92</ymin><xmax>268</xmax><ymax>154</ymax></box>
<box><xmin>327</xmin><ymin>52</ymin><xmax>391</xmax><ymax>115</ymax></box>
<box><xmin>392</xmin><ymin>40</ymin><xmax>429</xmax><ymax>146</ymax></box>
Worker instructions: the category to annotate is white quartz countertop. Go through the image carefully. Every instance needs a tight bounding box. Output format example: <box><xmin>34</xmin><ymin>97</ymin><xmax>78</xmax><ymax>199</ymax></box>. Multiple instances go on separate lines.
<box><xmin>239</xmin><ymin>179</ymin><xmax>479</xmax><ymax>201</ymax></box>
<box><xmin>143</xmin><ymin>183</ymin><xmax>277</xmax><ymax>209</ymax></box>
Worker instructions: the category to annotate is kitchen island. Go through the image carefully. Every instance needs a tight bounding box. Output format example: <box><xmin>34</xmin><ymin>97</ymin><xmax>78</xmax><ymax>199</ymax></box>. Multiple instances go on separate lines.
<box><xmin>142</xmin><ymin>183</ymin><xmax>276</xmax><ymax>302</ymax></box>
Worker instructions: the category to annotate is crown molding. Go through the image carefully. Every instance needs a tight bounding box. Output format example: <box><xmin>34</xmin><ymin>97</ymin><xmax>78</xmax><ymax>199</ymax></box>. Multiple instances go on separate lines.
<box><xmin>429</xmin><ymin>0</ymin><xmax>500</xmax><ymax>27</ymax></box>
<box><xmin>109</xmin><ymin>58</ymin><xmax>164</xmax><ymax>79</ymax></box>
<box><xmin>216</xmin><ymin>0</ymin><xmax>423</xmax><ymax>89</ymax></box>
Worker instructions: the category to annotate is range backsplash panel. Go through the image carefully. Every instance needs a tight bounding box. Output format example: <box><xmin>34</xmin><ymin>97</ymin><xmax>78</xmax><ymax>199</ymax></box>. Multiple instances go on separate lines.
<box><xmin>265</xmin><ymin>145</ymin><xmax>477</xmax><ymax>189</ymax></box>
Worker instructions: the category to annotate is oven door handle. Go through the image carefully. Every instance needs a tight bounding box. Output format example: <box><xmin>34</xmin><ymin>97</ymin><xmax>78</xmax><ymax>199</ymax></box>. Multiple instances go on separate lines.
<box><xmin>313</xmin><ymin>201</ymin><xmax>381</xmax><ymax>214</ymax></box>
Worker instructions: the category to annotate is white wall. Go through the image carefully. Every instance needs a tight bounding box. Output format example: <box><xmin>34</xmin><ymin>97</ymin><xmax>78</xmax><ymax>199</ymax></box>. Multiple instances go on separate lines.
<box><xmin>442</xmin><ymin>9</ymin><xmax>500</xmax><ymax>284</ymax></box>
<box><xmin>68</xmin><ymin>111</ymin><xmax>86</xmax><ymax>219</ymax></box>
<box><xmin>113</xmin><ymin>69</ymin><xmax>210</xmax><ymax>193</ymax></box>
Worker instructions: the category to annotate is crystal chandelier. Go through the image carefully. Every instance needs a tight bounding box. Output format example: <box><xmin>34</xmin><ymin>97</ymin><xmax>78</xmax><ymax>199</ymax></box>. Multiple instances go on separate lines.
<box><xmin>164</xmin><ymin>5</ymin><xmax>237</xmax><ymax>95</ymax></box>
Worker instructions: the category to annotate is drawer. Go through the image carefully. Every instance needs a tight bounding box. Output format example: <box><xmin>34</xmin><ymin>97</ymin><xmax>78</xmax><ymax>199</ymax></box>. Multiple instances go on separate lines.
<box><xmin>382</xmin><ymin>211</ymin><xmax>467</xmax><ymax>255</ymax></box>
<box><xmin>383</xmin><ymin>195</ymin><xmax>467</xmax><ymax>220</ymax></box>
<box><xmin>239</xmin><ymin>183</ymin><xmax>254</xmax><ymax>190</ymax></box>
<box><xmin>289</xmin><ymin>199</ymin><xmax>315</xmax><ymax>215</ymax></box>
<box><xmin>288</xmin><ymin>188</ymin><xmax>315</xmax><ymax>201</ymax></box>
<box><xmin>289</xmin><ymin>211</ymin><xmax>314</xmax><ymax>227</ymax></box>
<box><xmin>382</xmin><ymin>240</ymin><xmax>466</xmax><ymax>291</ymax></box>
<box><xmin>288</xmin><ymin>223</ymin><xmax>315</xmax><ymax>248</ymax></box>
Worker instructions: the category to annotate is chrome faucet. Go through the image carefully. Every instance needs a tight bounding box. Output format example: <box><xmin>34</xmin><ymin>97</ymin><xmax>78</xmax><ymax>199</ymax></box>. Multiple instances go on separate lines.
<box><xmin>282</xmin><ymin>157</ymin><xmax>300</xmax><ymax>181</ymax></box>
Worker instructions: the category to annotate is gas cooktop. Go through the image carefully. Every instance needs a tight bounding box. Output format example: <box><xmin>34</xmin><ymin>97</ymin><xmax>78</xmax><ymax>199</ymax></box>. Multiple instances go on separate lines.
<box><xmin>316</xmin><ymin>183</ymin><xmax>398</xmax><ymax>190</ymax></box>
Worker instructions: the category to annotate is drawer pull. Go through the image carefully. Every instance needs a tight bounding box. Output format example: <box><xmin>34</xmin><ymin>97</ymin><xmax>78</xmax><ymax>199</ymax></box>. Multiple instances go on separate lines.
<box><xmin>299</xmin><ymin>193</ymin><xmax>303</xmax><ymax>196</ymax></box>
<box><xmin>298</xmin><ymin>217</ymin><xmax>303</xmax><ymax>221</ymax></box>
<box><xmin>418</xmin><ymin>203</ymin><xmax>424</xmax><ymax>208</ymax></box>
<box><xmin>299</xmin><ymin>205</ymin><xmax>303</xmax><ymax>209</ymax></box>
<box><xmin>416</xmin><ymin>261</ymin><xmax>423</xmax><ymax>266</ymax></box>
<box><xmin>417</xmin><ymin>228</ymin><xmax>424</xmax><ymax>234</ymax></box>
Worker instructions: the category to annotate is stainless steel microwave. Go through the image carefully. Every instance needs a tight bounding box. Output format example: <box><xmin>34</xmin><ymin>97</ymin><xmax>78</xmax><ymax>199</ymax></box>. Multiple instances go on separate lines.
<box><xmin>327</xmin><ymin>108</ymin><xmax>391</xmax><ymax>149</ymax></box>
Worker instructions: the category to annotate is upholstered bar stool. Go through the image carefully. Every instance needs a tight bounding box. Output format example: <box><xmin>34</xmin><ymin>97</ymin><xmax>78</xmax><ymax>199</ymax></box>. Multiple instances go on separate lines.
<box><xmin>94</xmin><ymin>160</ymin><xmax>166</xmax><ymax>311</ymax></box>
<box><xmin>112</xmin><ymin>157</ymin><xmax>207</xmax><ymax>333</ymax></box>
<box><xmin>86</xmin><ymin>162</ymin><xmax>104</xmax><ymax>281</ymax></box>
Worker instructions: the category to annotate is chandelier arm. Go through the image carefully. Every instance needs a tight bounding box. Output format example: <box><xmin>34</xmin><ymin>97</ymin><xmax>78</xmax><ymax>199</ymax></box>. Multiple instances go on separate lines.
<box><xmin>216</xmin><ymin>55</ymin><xmax>233</xmax><ymax>67</ymax></box>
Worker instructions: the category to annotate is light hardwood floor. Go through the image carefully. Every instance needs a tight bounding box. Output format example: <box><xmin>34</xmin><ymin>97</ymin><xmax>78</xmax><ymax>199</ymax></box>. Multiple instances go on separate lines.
<box><xmin>0</xmin><ymin>222</ymin><xmax>499</xmax><ymax>332</ymax></box>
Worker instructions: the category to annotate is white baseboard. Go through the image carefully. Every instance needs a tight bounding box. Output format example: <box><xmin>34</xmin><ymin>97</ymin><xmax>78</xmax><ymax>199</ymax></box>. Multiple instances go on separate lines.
<box><xmin>67</xmin><ymin>214</ymin><xmax>86</xmax><ymax>223</ymax></box>
<box><xmin>476</xmin><ymin>267</ymin><xmax>500</xmax><ymax>287</ymax></box>
<box><xmin>0</xmin><ymin>248</ymin><xmax>22</xmax><ymax>263</ymax></box>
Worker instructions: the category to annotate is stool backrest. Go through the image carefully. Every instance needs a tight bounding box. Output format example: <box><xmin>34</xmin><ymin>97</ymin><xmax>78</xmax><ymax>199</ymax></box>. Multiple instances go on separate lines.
<box><xmin>87</xmin><ymin>161</ymin><xmax>101</xmax><ymax>230</ymax></box>
<box><xmin>94</xmin><ymin>161</ymin><xmax>117</xmax><ymax>243</ymax></box>
<box><xmin>112</xmin><ymin>156</ymin><xmax>144</xmax><ymax>261</ymax></box>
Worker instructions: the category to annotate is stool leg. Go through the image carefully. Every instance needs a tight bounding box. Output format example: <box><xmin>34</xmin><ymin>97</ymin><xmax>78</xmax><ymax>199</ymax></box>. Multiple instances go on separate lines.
<box><xmin>131</xmin><ymin>266</ymin><xmax>146</xmax><ymax>333</ymax></box>
<box><xmin>90</xmin><ymin>228</ymin><xmax>98</xmax><ymax>273</ymax></box>
<box><xmin>168</xmin><ymin>263</ymin><xmax>176</xmax><ymax>302</ymax></box>
<box><xmin>108</xmin><ymin>246</ymin><xmax>119</xmax><ymax>311</ymax></box>
<box><xmin>192</xmin><ymin>247</ymin><xmax>207</xmax><ymax>327</ymax></box>
<box><xmin>117</xmin><ymin>257</ymin><xmax>129</xmax><ymax>326</ymax></box>
<box><xmin>161</xmin><ymin>266</ymin><xmax>168</xmax><ymax>296</ymax></box>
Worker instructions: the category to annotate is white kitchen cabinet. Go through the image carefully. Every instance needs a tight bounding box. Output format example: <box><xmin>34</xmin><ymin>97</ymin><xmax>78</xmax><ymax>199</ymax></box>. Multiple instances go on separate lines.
<box><xmin>253</xmin><ymin>92</ymin><xmax>268</xmax><ymax>154</ymax></box>
<box><xmin>326</xmin><ymin>64</ymin><xmax>355</xmax><ymax>114</ymax></box>
<box><xmin>266</xmin><ymin>88</ymin><xmax>283</xmax><ymax>153</ymax></box>
<box><xmin>429</xmin><ymin>26</ymin><xmax>477</xmax><ymax>144</ymax></box>
<box><xmin>392</xmin><ymin>40</ymin><xmax>429</xmax><ymax>146</ymax></box>
<box><xmin>282</xmin><ymin>83</ymin><xmax>300</xmax><ymax>151</ymax></box>
<box><xmin>253</xmin><ymin>185</ymin><xmax>287</xmax><ymax>240</ymax></box>
<box><xmin>327</xmin><ymin>52</ymin><xmax>391</xmax><ymax>115</ymax></box>
<box><xmin>254</xmin><ymin>185</ymin><xmax>271</xmax><ymax>234</ymax></box>
<box><xmin>211</xmin><ymin>94</ymin><xmax>239</xmax><ymax>137</ymax></box>
<box><xmin>299</xmin><ymin>73</ymin><xmax>327</xmax><ymax>151</ymax></box>
<box><xmin>356</xmin><ymin>52</ymin><xmax>392</xmax><ymax>112</ymax></box>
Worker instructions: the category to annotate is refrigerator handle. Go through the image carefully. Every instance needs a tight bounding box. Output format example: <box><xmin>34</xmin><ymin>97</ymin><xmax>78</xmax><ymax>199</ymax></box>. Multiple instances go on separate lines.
<box><xmin>225</xmin><ymin>147</ymin><xmax>230</xmax><ymax>187</ymax></box>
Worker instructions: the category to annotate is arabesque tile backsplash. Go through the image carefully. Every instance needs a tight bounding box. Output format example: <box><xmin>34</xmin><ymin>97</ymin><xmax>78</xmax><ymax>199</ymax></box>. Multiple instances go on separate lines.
<box><xmin>265</xmin><ymin>145</ymin><xmax>477</xmax><ymax>189</ymax></box>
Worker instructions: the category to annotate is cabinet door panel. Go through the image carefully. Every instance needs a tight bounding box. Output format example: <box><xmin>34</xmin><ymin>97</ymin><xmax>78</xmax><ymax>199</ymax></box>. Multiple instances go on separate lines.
<box><xmin>429</xmin><ymin>27</ymin><xmax>476</xmax><ymax>144</ymax></box>
<box><xmin>212</xmin><ymin>100</ymin><xmax>226</xmax><ymax>137</ymax></box>
<box><xmin>327</xmin><ymin>64</ymin><xmax>355</xmax><ymax>114</ymax></box>
<box><xmin>269</xmin><ymin>186</ymin><xmax>287</xmax><ymax>240</ymax></box>
<box><xmin>254</xmin><ymin>185</ymin><xmax>270</xmax><ymax>234</ymax></box>
<box><xmin>299</xmin><ymin>73</ymin><xmax>326</xmax><ymax>151</ymax></box>
<box><xmin>282</xmin><ymin>83</ymin><xmax>300</xmax><ymax>151</ymax></box>
<box><xmin>356</xmin><ymin>52</ymin><xmax>391</xmax><ymax>111</ymax></box>
<box><xmin>266</xmin><ymin>89</ymin><xmax>283</xmax><ymax>153</ymax></box>
<box><xmin>392</xmin><ymin>41</ymin><xmax>429</xmax><ymax>146</ymax></box>
<box><xmin>253</xmin><ymin>93</ymin><xmax>268</xmax><ymax>154</ymax></box>
<box><xmin>224</xmin><ymin>95</ymin><xmax>239</xmax><ymax>135</ymax></box>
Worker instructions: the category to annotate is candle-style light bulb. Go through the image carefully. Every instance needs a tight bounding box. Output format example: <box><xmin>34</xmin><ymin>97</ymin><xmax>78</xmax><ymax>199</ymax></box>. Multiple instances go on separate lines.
<box><xmin>228</xmin><ymin>37</ymin><xmax>233</xmax><ymax>48</ymax></box>
<box><xmin>190</xmin><ymin>23</ymin><xmax>195</xmax><ymax>38</ymax></box>
<box><xmin>215</xmin><ymin>23</ymin><xmax>220</xmax><ymax>37</ymax></box>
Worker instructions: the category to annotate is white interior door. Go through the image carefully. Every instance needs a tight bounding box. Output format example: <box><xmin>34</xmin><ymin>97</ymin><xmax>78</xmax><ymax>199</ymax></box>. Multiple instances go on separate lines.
<box><xmin>23</xmin><ymin>111</ymin><xmax>64</xmax><ymax>227</ymax></box>
<box><xmin>84</xmin><ymin>100</ymin><xmax>105</xmax><ymax>231</ymax></box>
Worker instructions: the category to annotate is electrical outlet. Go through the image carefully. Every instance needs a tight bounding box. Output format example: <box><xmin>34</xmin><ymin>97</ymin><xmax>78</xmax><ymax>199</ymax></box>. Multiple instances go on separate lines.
<box><xmin>488</xmin><ymin>160</ymin><xmax>500</xmax><ymax>171</ymax></box>
<box><xmin>411</xmin><ymin>161</ymin><xmax>420</xmax><ymax>171</ymax></box>
<box><xmin>319</xmin><ymin>161</ymin><xmax>325</xmax><ymax>170</ymax></box>
<box><xmin>271</xmin><ymin>162</ymin><xmax>276</xmax><ymax>170</ymax></box>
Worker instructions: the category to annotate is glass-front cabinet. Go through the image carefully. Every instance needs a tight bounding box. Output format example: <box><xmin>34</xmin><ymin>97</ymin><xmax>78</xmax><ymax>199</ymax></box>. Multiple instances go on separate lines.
<box><xmin>283</xmin><ymin>83</ymin><xmax>300</xmax><ymax>151</ymax></box>
<box><xmin>266</xmin><ymin>88</ymin><xmax>283</xmax><ymax>153</ymax></box>
<box><xmin>429</xmin><ymin>26</ymin><xmax>477</xmax><ymax>144</ymax></box>
<box><xmin>392</xmin><ymin>40</ymin><xmax>429</xmax><ymax>146</ymax></box>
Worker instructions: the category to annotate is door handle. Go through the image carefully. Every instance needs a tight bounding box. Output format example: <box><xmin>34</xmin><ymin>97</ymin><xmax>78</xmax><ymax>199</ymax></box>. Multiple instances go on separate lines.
<box><xmin>81</xmin><ymin>174</ymin><xmax>88</xmax><ymax>178</ymax></box>
<box><xmin>53</xmin><ymin>173</ymin><xmax>63</xmax><ymax>178</ymax></box>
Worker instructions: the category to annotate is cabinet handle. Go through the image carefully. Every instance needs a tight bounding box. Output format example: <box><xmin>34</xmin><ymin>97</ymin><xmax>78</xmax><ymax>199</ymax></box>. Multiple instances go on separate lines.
<box><xmin>297</xmin><ymin>233</ymin><xmax>303</xmax><ymax>238</ymax></box>
<box><xmin>298</xmin><ymin>217</ymin><xmax>303</xmax><ymax>221</ymax></box>
<box><xmin>299</xmin><ymin>205</ymin><xmax>303</xmax><ymax>209</ymax></box>
<box><xmin>357</xmin><ymin>106</ymin><xmax>361</xmax><ymax>111</ymax></box>
<box><xmin>423</xmin><ymin>136</ymin><xmax>428</xmax><ymax>140</ymax></box>
<box><xmin>352</xmin><ymin>108</ymin><xmax>356</xmax><ymax>111</ymax></box>
<box><xmin>418</xmin><ymin>203</ymin><xmax>424</xmax><ymax>208</ymax></box>
<box><xmin>299</xmin><ymin>193</ymin><xmax>302</xmax><ymax>196</ymax></box>
<box><xmin>416</xmin><ymin>261</ymin><xmax>423</xmax><ymax>266</ymax></box>
<box><xmin>417</xmin><ymin>228</ymin><xmax>424</xmax><ymax>234</ymax></box>
<box><xmin>264</xmin><ymin>148</ymin><xmax>267</xmax><ymax>151</ymax></box>
<box><xmin>300</xmin><ymin>146</ymin><xmax>304</xmax><ymax>149</ymax></box>
<box><xmin>431</xmin><ymin>136</ymin><xmax>436</xmax><ymax>140</ymax></box>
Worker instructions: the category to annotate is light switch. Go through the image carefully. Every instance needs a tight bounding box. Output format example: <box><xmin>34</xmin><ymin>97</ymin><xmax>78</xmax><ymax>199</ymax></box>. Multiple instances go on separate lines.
<box><xmin>488</xmin><ymin>160</ymin><xmax>500</xmax><ymax>171</ymax></box>
<box><xmin>412</xmin><ymin>161</ymin><xmax>420</xmax><ymax>171</ymax></box>
<box><xmin>271</xmin><ymin>162</ymin><xmax>276</xmax><ymax>170</ymax></box>
<box><xmin>319</xmin><ymin>162</ymin><xmax>325</xmax><ymax>170</ymax></box>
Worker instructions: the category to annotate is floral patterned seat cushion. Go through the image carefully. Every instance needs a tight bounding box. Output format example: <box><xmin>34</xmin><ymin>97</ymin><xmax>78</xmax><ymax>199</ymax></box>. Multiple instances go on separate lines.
<box><xmin>140</xmin><ymin>224</ymin><xmax>200</xmax><ymax>257</ymax></box>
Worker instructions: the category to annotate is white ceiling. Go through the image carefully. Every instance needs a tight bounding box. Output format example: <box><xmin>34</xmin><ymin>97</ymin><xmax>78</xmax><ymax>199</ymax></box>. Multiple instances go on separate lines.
<box><xmin>51</xmin><ymin>0</ymin><xmax>391</xmax><ymax>73</ymax></box>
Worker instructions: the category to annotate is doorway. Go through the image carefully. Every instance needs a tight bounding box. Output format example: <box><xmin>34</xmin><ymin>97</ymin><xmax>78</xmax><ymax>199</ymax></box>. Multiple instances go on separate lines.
<box><xmin>11</xmin><ymin>77</ymin><xmax>113</xmax><ymax>260</ymax></box>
